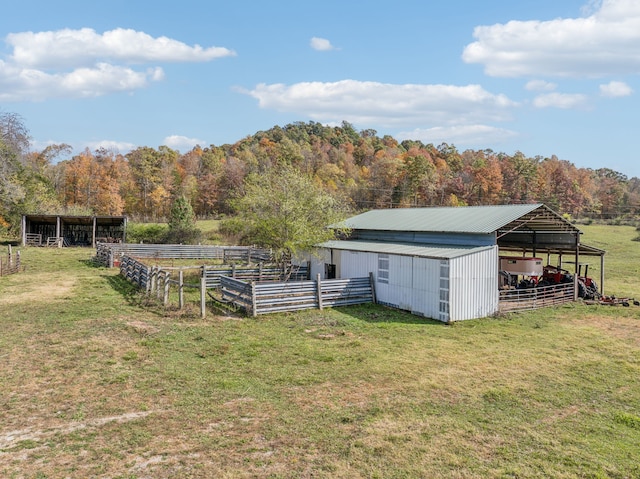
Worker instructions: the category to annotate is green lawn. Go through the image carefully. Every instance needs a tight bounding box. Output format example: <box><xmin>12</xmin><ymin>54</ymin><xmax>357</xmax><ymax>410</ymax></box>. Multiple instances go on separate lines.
<box><xmin>0</xmin><ymin>225</ymin><xmax>639</xmax><ymax>478</ymax></box>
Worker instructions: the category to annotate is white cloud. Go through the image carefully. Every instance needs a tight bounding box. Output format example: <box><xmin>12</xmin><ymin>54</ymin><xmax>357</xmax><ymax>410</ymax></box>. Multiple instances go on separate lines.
<box><xmin>310</xmin><ymin>37</ymin><xmax>336</xmax><ymax>51</ymax></box>
<box><xmin>0</xmin><ymin>61</ymin><xmax>162</xmax><ymax>101</ymax></box>
<box><xmin>245</xmin><ymin>79</ymin><xmax>516</xmax><ymax>127</ymax></box>
<box><xmin>525</xmin><ymin>80</ymin><xmax>557</xmax><ymax>92</ymax></box>
<box><xmin>162</xmin><ymin>135</ymin><xmax>204</xmax><ymax>151</ymax></box>
<box><xmin>397</xmin><ymin>125</ymin><xmax>518</xmax><ymax>146</ymax></box>
<box><xmin>7</xmin><ymin>28</ymin><xmax>236</xmax><ymax>69</ymax></box>
<box><xmin>532</xmin><ymin>92</ymin><xmax>589</xmax><ymax>109</ymax></box>
<box><xmin>0</xmin><ymin>27</ymin><xmax>234</xmax><ymax>101</ymax></box>
<box><xmin>86</xmin><ymin>140</ymin><xmax>137</xmax><ymax>152</ymax></box>
<box><xmin>600</xmin><ymin>80</ymin><xmax>633</xmax><ymax>97</ymax></box>
<box><xmin>462</xmin><ymin>0</ymin><xmax>640</xmax><ymax>77</ymax></box>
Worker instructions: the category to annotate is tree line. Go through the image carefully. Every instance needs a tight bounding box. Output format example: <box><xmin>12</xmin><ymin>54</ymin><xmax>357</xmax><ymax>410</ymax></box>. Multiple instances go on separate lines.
<box><xmin>1</xmin><ymin>114</ymin><xmax>639</xmax><ymax>236</ymax></box>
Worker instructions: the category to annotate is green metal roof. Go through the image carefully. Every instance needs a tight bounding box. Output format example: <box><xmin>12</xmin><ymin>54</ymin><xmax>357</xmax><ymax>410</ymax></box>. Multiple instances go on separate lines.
<box><xmin>337</xmin><ymin>204</ymin><xmax>580</xmax><ymax>235</ymax></box>
<box><xmin>319</xmin><ymin>240</ymin><xmax>495</xmax><ymax>259</ymax></box>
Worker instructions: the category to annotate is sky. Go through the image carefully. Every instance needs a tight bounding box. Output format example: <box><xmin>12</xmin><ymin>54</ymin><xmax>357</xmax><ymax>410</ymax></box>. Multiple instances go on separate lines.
<box><xmin>1</xmin><ymin>0</ymin><xmax>639</xmax><ymax>178</ymax></box>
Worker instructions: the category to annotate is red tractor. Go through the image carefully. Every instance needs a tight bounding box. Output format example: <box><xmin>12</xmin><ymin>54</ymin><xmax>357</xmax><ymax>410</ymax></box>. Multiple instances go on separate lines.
<box><xmin>539</xmin><ymin>264</ymin><xmax>599</xmax><ymax>300</ymax></box>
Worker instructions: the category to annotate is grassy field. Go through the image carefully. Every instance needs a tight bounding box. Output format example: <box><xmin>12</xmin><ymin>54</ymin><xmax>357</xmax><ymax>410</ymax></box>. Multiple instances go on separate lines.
<box><xmin>0</xmin><ymin>225</ymin><xmax>639</xmax><ymax>478</ymax></box>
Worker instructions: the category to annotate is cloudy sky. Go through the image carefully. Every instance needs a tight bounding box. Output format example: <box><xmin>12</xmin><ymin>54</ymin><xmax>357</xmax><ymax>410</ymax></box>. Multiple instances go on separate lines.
<box><xmin>2</xmin><ymin>0</ymin><xmax>639</xmax><ymax>177</ymax></box>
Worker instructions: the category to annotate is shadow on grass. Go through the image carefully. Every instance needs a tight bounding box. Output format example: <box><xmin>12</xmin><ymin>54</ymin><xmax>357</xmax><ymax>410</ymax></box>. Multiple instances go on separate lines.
<box><xmin>80</xmin><ymin>258</ymin><xmax>104</xmax><ymax>268</ymax></box>
<box><xmin>333</xmin><ymin>303</ymin><xmax>446</xmax><ymax>326</ymax></box>
<box><xmin>104</xmin><ymin>273</ymin><xmax>139</xmax><ymax>298</ymax></box>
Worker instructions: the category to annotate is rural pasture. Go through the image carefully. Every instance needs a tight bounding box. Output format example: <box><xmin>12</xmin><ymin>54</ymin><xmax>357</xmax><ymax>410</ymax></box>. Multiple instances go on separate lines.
<box><xmin>0</xmin><ymin>224</ymin><xmax>639</xmax><ymax>478</ymax></box>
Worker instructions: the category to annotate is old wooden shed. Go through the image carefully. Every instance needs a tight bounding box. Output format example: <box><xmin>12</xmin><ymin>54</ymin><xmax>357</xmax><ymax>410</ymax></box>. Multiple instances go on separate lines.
<box><xmin>22</xmin><ymin>214</ymin><xmax>127</xmax><ymax>247</ymax></box>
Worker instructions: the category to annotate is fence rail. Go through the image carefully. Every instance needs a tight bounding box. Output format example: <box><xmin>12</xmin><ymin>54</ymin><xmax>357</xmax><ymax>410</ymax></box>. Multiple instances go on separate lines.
<box><xmin>222</xmin><ymin>274</ymin><xmax>375</xmax><ymax>316</ymax></box>
<box><xmin>498</xmin><ymin>282</ymin><xmax>574</xmax><ymax>313</ymax></box>
<box><xmin>119</xmin><ymin>256</ymin><xmax>151</xmax><ymax>290</ymax></box>
<box><xmin>203</xmin><ymin>264</ymin><xmax>309</xmax><ymax>288</ymax></box>
<box><xmin>0</xmin><ymin>251</ymin><xmax>21</xmax><ymax>277</ymax></box>
<box><xmin>97</xmin><ymin>242</ymin><xmax>273</xmax><ymax>267</ymax></box>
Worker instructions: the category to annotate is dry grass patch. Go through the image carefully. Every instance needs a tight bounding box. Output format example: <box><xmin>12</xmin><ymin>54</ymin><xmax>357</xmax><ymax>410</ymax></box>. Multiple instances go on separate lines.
<box><xmin>0</xmin><ymin>271</ymin><xmax>76</xmax><ymax>305</ymax></box>
<box><xmin>568</xmin><ymin>312</ymin><xmax>640</xmax><ymax>346</ymax></box>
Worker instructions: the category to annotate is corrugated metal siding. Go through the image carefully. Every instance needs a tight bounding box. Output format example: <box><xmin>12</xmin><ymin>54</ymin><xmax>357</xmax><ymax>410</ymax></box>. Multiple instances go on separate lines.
<box><xmin>336</xmin><ymin>250</ymin><xmax>377</xmax><ymax>279</ymax></box>
<box><xmin>331</xmin><ymin>246</ymin><xmax>499</xmax><ymax>322</ymax></box>
<box><xmin>309</xmin><ymin>248</ymin><xmax>331</xmax><ymax>279</ymax></box>
<box><xmin>449</xmin><ymin>246</ymin><xmax>499</xmax><ymax>321</ymax></box>
<box><xmin>411</xmin><ymin>257</ymin><xmax>441</xmax><ymax>319</ymax></box>
<box><xmin>319</xmin><ymin>240</ymin><xmax>494</xmax><ymax>259</ymax></box>
<box><xmin>356</xmin><ymin>230</ymin><xmax>495</xmax><ymax>246</ymax></box>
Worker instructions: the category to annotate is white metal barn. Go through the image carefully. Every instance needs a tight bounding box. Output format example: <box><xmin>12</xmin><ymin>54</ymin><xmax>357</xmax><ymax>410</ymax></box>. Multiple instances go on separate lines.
<box><xmin>311</xmin><ymin>204</ymin><xmax>605</xmax><ymax>323</ymax></box>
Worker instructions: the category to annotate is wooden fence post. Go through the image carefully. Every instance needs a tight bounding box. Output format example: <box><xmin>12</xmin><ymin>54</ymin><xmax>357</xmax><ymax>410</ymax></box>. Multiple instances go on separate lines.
<box><xmin>316</xmin><ymin>273</ymin><xmax>323</xmax><ymax>310</ymax></box>
<box><xmin>150</xmin><ymin>266</ymin><xmax>157</xmax><ymax>295</ymax></box>
<box><xmin>369</xmin><ymin>272</ymin><xmax>377</xmax><ymax>304</ymax></box>
<box><xmin>178</xmin><ymin>269</ymin><xmax>184</xmax><ymax>309</ymax></box>
<box><xmin>163</xmin><ymin>272</ymin><xmax>171</xmax><ymax>306</ymax></box>
<box><xmin>200</xmin><ymin>273</ymin><xmax>207</xmax><ymax>319</ymax></box>
<box><xmin>156</xmin><ymin>271</ymin><xmax>163</xmax><ymax>300</ymax></box>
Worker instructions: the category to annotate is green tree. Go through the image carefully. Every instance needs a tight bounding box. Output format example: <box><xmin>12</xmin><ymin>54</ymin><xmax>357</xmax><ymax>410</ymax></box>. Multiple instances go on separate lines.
<box><xmin>165</xmin><ymin>195</ymin><xmax>201</xmax><ymax>244</ymax></box>
<box><xmin>221</xmin><ymin>165</ymin><xmax>350</xmax><ymax>263</ymax></box>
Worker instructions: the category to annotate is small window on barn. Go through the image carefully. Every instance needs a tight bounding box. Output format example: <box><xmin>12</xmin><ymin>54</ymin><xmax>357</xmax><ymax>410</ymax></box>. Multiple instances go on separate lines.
<box><xmin>378</xmin><ymin>254</ymin><xmax>389</xmax><ymax>284</ymax></box>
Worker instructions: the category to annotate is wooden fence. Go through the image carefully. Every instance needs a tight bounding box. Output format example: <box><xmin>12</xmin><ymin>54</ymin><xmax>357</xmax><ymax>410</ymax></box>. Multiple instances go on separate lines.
<box><xmin>120</xmin><ymin>256</ymin><xmax>151</xmax><ymax>291</ymax></box>
<box><xmin>119</xmin><ymin>254</ymin><xmax>312</xmax><ymax>317</ymax></box>
<box><xmin>0</xmin><ymin>250</ymin><xmax>21</xmax><ymax>277</ymax></box>
<box><xmin>221</xmin><ymin>274</ymin><xmax>376</xmax><ymax>316</ymax></box>
<box><xmin>97</xmin><ymin>242</ymin><xmax>272</xmax><ymax>267</ymax></box>
<box><xmin>202</xmin><ymin>263</ymin><xmax>309</xmax><ymax>288</ymax></box>
<box><xmin>498</xmin><ymin>282</ymin><xmax>574</xmax><ymax>313</ymax></box>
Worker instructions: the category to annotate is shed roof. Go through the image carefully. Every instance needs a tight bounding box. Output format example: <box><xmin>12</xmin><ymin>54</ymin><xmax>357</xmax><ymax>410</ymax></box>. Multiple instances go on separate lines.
<box><xmin>337</xmin><ymin>204</ymin><xmax>580</xmax><ymax>235</ymax></box>
<box><xmin>24</xmin><ymin>214</ymin><xmax>126</xmax><ymax>225</ymax></box>
<box><xmin>319</xmin><ymin>240</ymin><xmax>495</xmax><ymax>260</ymax></box>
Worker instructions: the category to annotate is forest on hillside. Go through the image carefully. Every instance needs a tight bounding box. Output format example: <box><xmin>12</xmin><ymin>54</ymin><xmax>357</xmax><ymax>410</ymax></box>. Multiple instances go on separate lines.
<box><xmin>1</xmin><ymin>113</ymin><xmax>639</xmax><ymax>235</ymax></box>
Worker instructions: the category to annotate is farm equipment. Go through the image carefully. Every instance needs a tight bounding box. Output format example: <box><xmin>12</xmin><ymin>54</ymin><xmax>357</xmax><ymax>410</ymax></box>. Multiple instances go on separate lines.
<box><xmin>499</xmin><ymin>256</ymin><xmax>544</xmax><ymax>289</ymax></box>
<box><xmin>538</xmin><ymin>264</ymin><xmax>599</xmax><ymax>300</ymax></box>
<box><xmin>499</xmin><ymin>256</ymin><xmax>638</xmax><ymax>307</ymax></box>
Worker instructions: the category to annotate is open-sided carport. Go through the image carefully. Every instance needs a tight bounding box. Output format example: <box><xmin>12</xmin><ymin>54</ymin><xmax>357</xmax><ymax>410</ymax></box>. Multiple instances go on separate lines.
<box><xmin>21</xmin><ymin>214</ymin><xmax>127</xmax><ymax>247</ymax></box>
<box><xmin>495</xmin><ymin>205</ymin><xmax>606</xmax><ymax>297</ymax></box>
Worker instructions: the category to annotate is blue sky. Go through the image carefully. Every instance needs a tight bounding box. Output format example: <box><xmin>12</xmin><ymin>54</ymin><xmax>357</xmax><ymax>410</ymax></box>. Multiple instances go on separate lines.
<box><xmin>2</xmin><ymin>0</ymin><xmax>639</xmax><ymax>178</ymax></box>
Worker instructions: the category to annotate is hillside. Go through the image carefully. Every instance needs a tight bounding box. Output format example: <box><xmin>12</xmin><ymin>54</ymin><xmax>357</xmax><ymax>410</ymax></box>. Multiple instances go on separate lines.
<box><xmin>2</xmin><ymin>119</ymin><xmax>640</xmax><ymax>236</ymax></box>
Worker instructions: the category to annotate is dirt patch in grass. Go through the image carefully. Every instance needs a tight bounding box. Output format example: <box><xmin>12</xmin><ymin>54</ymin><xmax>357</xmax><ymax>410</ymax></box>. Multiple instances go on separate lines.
<box><xmin>0</xmin><ymin>410</ymin><xmax>160</xmax><ymax>449</ymax></box>
<box><xmin>0</xmin><ymin>272</ymin><xmax>76</xmax><ymax>305</ymax></box>
<box><xmin>126</xmin><ymin>320</ymin><xmax>161</xmax><ymax>336</ymax></box>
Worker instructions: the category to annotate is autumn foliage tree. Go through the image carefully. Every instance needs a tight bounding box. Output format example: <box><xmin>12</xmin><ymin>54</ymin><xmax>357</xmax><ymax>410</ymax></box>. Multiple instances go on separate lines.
<box><xmin>2</xmin><ymin>113</ymin><xmax>640</xmax><ymax>238</ymax></box>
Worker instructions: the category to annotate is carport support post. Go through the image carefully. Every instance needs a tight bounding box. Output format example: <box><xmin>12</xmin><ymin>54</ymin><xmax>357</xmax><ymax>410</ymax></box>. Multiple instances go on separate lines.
<box><xmin>574</xmin><ymin>235</ymin><xmax>580</xmax><ymax>301</ymax></box>
<box><xmin>92</xmin><ymin>216</ymin><xmax>97</xmax><ymax>248</ymax></box>
<box><xmin>600</xmin><ymin>254</ymin><xmax>605</xmax><ymax>296</ymax></box>
<box><xmin>21</xmin><ymin>215</ymin><xmax>26</xmax><ymax>246</ymax></box>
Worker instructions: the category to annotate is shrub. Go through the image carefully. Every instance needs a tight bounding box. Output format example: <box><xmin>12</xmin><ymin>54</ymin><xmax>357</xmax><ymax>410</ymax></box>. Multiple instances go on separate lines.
<box><xmin>126</xmin><ymin>223</ymin><xmax>168</xmax><ymax>244</ymax></box>
<box><xmin>163</xmin><ymin>227</ymin><xmax>202</xmax><ymax>245</ymax></box>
